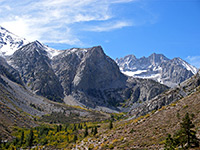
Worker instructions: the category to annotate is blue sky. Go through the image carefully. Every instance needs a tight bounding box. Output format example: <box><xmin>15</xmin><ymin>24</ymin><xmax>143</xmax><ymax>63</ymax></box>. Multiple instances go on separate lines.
<box><xmin>0</xmin><ymin>0</ymin><xmax>200</xmax><ymax>68</ymax></box>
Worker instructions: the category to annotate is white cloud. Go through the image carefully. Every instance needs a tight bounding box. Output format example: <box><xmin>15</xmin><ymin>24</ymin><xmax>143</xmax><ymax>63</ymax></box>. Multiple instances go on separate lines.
<box><xmin>186</xmin><ymin>56</ymin><xmax>200</xmax><ymax>69</ymax></box>
<box><xmin>0</xmin><ymin>0</ymin><xmax>137</xmax><ymax>45</ymax></box>
<box><xmin>85</xmin><ymin>21</ymin><xmax>133</xmax><ymax>32</ymax></box>
<box><xmin>110</xmin><ymin>0</ymin><xmax>138</xmax><ymax>3</ymax></box>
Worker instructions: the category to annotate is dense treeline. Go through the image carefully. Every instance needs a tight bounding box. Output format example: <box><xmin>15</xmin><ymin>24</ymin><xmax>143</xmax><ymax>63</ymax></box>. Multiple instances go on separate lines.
<box><xmin>0</xmin><ymin>122</ymin><xmax>100</xmax><ymax>149</ymax></box>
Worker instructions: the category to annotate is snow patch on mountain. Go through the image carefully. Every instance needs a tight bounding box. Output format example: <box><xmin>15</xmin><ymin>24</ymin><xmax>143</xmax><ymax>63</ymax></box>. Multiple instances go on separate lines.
<box><xmin>0</xmin><ymin>26</ymin><xmax>29</xmax><ymax>57</ymax></box>
<box><xmin>122</xmin><ymin>69</ymin><xmax>147</xmax><ymax>76</ymax></box>
<box><xmin>33</xmin><ymin>40</ymin><xmax>62</xmax><ymax>59</ymax></box>
<box><xmin>177</xmin><ymin>58</ymin><xmax>197</xmax><ymax>74</ymax></box>
<box><xmin>0</xmin><ymin>26</ymin><xmax>63</xmax><ymax>59</ymax></box>
<box><xmin>116</xmin><ymin>54</ymin><xmax>198</xmax><ymax>87</ymax></box>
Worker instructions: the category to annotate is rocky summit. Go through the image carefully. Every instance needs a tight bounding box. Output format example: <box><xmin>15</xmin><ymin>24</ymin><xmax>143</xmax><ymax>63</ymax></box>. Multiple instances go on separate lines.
<box><xmin>52</xmin><ymin>46</ymin><xmax>168</xmax><ymax>111</ymax></box>
<box><xmin>116</xmin><ymin>53</ymin><xmax>198</xmax><ymax>87</ymax></box>
<box><xmin>0</xmin><ymin>26</ymin><xmax>168</xmax><ymax>111</ymax></box>
<box><xmin>1</xmin><ymin>26</ymin><xmax>197</xmax><ymax>113</ymax></box>
<box><xmin>8</xmin><ymin>41</ymin><xmax>64</xmax><ymax>102</ymax></box>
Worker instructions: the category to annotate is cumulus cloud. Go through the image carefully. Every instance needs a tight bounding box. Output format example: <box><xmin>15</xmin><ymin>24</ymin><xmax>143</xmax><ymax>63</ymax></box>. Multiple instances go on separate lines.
<box><xmin>186</xmin><ymin>56</ymin><xmax>200</xmax><ymax>69</ymax></box>
<box><xmin>0</xmin><ymin>0</ymin><xmax>137</xmax><ymax>45</ymax></box>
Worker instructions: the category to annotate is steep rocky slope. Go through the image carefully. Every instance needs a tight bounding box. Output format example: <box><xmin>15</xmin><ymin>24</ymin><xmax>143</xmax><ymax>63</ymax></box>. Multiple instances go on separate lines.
<box><xmin>0</xmin><ymin>73</ymin><xmax>109</xmax><ymax>139</ymax></box>
<box><xmin>8</xmin><ymin>41</ymin><xmax>64</xmax><ymax>102</ymax></box>
<box><xmin>0</xmin><ymin>39</ymin><xmax>168</xmax><ymax>112</ymax></box>
<box><xmin>0</xmin><ymin>56</ymin><xmax>23</xmax><ymax>85</ymax></box>
<box><xmin>129</xmin><ymin>70</ymin><xmax>200</xmax><ymax>118</ymax></box>
<box><xmin>52</xmin><ymin>46</ymin><xmax>168</xmax><ymax>111</ymax></box>
<box><xmin>116</xmin><ymin>53</ymin><xmax>198</xmax><ymax>87</ymax></box>
<box><xmin>73</xmin><ymin>81</ymin><xmax>200</xmax><ymax>150</ymax></box>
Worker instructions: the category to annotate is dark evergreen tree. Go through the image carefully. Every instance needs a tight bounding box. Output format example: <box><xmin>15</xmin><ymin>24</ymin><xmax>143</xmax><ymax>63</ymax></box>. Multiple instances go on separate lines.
<box><xmin>110</xmin><ymin>114</ymin><xmax>114</xmax><ymax>121</ymax></box>
<box><xmin>165</xmin><ymin>113</ymin><xmax>199</xmax><ymax>149</ymax></box>
<box><xmin>20</xmin><ymin>131</ymin><xmax>24</xmax><ymax>146</ymax></box>
<box><xmin>65</xmin><ymin>124</ymin><xmax>68</xmax><ymax>132</ymax></box>
<box><xmin>56</xmin><ymin>125</ymin><xmax>59</xmax><ymax>132</ymax></box>
<box><xmin>94</xmin><ymin>126</ymin><xmax>98</xmax><ymax>135</ymax></box>
<box><xmin>59</xmin><ymin>124</ymin><xmax>62</xmax><ymax>131</ymax></box>
<box><xmin>109</xmin><ymin>120</ymin><xmax>113</xmax><ymax>129</ymax></box>
<box><xmin>80</xmin><ymin>124</ymin><xmax>82</xmax><ymax>129</ymax></box>
<box><xmin>84</xmin><ymin>126</ymin><xmax>88</xmax><ymax>137</ymax></box>
<box><xmin>177</xmin><ymin>113</ymin><xmax>199</xmax><ymax>148</ymax></box>
<box><xmin>91</xmin><ymin>127</ymin><xmax>94</xmax><ymax>134</ymax></box>
<box><xmin>27</xmin><ymin>129</ymin><xmax>34</xmax><ymax>148</ymax></box>
<box><xmin>72</xmin><ymin>124</ymin><xmax>76</xmax><ymax>131</ymax></box>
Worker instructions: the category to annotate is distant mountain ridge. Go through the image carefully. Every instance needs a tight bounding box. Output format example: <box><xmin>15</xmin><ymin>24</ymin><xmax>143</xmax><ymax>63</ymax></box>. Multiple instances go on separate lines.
<box><xmin>116</xmin><ymin>53</ymin><xmax>198</xmax><ymax>87</ymax></box>
<box><xmin>7</xmin><ymin>42</ymin><xmax>167</xmax><ymax>111</ymax></box>
<box><xmin>4</xmin><ymin>26</ymin><xmax>200</xmax><ymax>113</ymax></box>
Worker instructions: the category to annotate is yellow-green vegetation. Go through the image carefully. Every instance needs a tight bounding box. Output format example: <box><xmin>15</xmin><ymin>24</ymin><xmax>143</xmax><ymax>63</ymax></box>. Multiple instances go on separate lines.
<box><xmin>1</xmin><ymin>86</ymin><xmax>200</xmax><ymax>149</ymax></box>
<box><xmin>0</xmin><ymin>122</ymin><xmax>101</xmax><ymax>149</ymax></box>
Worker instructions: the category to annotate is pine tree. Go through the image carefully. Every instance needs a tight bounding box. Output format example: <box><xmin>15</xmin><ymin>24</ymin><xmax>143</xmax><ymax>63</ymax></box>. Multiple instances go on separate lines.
<box><xmin>80</xmin><ymin>124</ymin><xmax>82</xmax><ymax>129</ymax></box>
<box><xmin>177</xmin><ymin>113</ymin><xmax>199</xmax><ymax>148</ymax></box>
<box><xmin>94</xmin><ymin>126</ymin><xmax>98</xmax><ymax>135</ymax></box>
<box><xmin>72</xmin><ymin>124</ymin><xmax>76</xmax><ymax>131</ymax></box>
<box><xmin>109</xmin><ymin>120</ymin><xmax>113</xmax><ymax>129</ymax></box>
<box><xmin>65</xmin><ymin>124</ymin><xmax>68</xmax><ymax>132</ymax></box>
<box><xmin>20</xmin><ymin>131</ymin><xmax>24</xmax><ymax>146</ymax></box>
<box><xmin>27</xmin><ymin>129</ymin><xmax>34</xmax><ymax>148</ymax></box>
<box><xmin>165</xmin><ymin>113</ymin><xmax>199</xmax><ymax>149</ymax></box>
<box><xmin>84</xmin><ymin>126</ymin><xmax>88</xmax><ymax>137</ymax></box>
<box><xmin>56</xmin><ymin>125</ymin><xmax>60</xmax><ymax>132</ymax></box>
<box><xmin>91</xmin><ymin>127</ymin><xmax>94</xmax><ymax>134</ymax></box>
<box><xmin>59</xmin><ymin>124</ymin><xmax>62</xmax><ymax>131</ymax></box>
<box><xmin>78</xmin><ymin>123</ymin><xmax>80</xmax><ymax>129</ymax></box>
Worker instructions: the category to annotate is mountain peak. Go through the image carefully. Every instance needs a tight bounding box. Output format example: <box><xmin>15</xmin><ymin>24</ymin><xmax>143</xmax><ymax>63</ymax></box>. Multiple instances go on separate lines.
<box><xmin>149</xmin><ymin>53</ymin><xmax>169</xmax><ymax>60</ymax></box>
<box><xmin>30</xmin><ymin>40</ymin><xmax>45</xmax><ymax>49</ymax></box>
<box><xmin>171</xmin><ymin>57</ymin><xmax>197</xmax><ymax>74</ymax></box>
<box><xmin>0</xmin><ymin>26</ymin><xmax>29</xmax><ymax>57</ymax></box>
<box><xmin>116</xmin><ymin>53</ymin><xmax>198</xmax><ymax>87</ymax></box>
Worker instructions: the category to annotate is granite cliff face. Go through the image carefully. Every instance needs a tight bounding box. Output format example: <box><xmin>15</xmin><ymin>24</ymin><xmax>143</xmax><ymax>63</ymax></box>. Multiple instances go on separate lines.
<box><xmin>116</xmin><ymin>53</ymin><xmax>197</xmax><ymax>87</ymax></box>
<box><xmin>52</xmin><ymin>46</ymin><xmax>168</xmax><ymax>110</ymax></box>
<box><xmin>0</xmin><ymin>56</ymin><xmax>23</xmax><ymax>85</ymax></box>
<box><xmin>0</xmin><ymin>27</ymin><xmax>170</xmax><ymax>111</ymax></box>
<box><xmin>0</xmin><ymin>38</ymin><xmax>168</xmax><ymax>111</ymax></box>
<box><xmin>52</xmin><ymin>46</ymin><xmax>126</xmax><ymax>94</ymax></box>
<box><xmin>8</xmin><ymin>41</ymin><xmax>64</xmax><ymax>102</ymax></box>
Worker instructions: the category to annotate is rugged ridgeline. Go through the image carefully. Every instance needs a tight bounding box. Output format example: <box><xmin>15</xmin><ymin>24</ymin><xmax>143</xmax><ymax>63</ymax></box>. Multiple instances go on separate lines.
<box><xmin>116</xmin><ymin>53</ymin><xmax>198</xmax><ymax>87</ymax></box>
<box><xmin>0</xmin><ymin>27</ymin><xmax>169</xmax><ymax>112</ymax></box>
<box><xmin>0</xmin><ymin>60</ymin><xmax>109</xmax><ymax>138</ymax></box>
<box><xmin>129</xmin><ymin>70</ymin><xmax>200</xmax><ymax>118</ymax></box>
<box><xmin>6</xmin><ymin>42</ymin><xmax>167</xmax><ymax>111</ymax></box>
<box><xmin>8</xmin><ymin>41</ymin><xmax>64</xmax><ymax>102</ymax></box>
<box><xmin>52</xmin><ymin>46</ymin><xmax>168</xmax><ymax>111</ymax></box>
